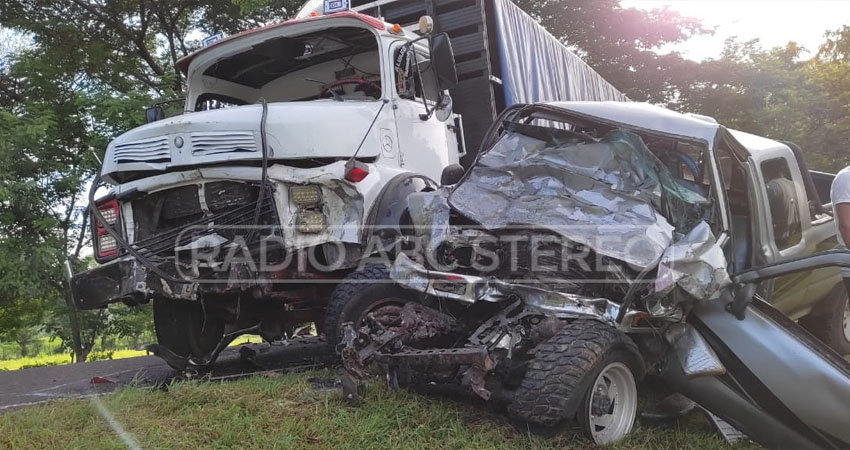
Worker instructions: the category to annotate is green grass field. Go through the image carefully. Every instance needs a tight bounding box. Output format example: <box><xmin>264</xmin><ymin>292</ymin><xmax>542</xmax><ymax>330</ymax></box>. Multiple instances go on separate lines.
<box><xmin>0</xmin><ymin>370</ymin><xmax>759</xmax><ymax>449</ymax></box>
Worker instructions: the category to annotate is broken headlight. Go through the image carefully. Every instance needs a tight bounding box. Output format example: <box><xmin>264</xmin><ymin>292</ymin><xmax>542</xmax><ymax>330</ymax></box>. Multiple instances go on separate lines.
<box><xmin>296</xmin><ymin>210</ymin><xmax>327</xmax><ymax>233</ymax></box>
<box><xmin>290</xmin><ymin>185</ymin><xmax>322</xmax><ymax>208</ymax></box>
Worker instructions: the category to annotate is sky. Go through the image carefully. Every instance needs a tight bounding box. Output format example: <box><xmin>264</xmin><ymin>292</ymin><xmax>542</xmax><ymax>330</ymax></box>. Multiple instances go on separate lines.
<box><xmin>622</xmin><ymin>0</ymin><xmax>850</xmax><ymax>61</ymax></box>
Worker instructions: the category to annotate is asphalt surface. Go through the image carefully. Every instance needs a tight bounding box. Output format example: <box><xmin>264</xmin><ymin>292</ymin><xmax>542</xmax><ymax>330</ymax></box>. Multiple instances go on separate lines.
<box><xmin>0</xmin><ymin>336</ymin><xmax>334</xmax><ymax>413</ymax></box>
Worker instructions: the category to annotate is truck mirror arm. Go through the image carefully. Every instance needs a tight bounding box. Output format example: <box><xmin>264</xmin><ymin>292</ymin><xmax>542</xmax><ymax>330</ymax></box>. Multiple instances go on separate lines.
<box><xmin>727</xmin><ymin>249</ymin><xmax>850</xmax><ymax>320</ymax></box>
<box><xmin>733</xmin><ymin>250</ymin><xmax>850</xmax><ymax>284</ymax></box>
<box><xmin>726</xmin><ymin>282</ymin><xmax>757</xmax><ymax>320</ymax></box>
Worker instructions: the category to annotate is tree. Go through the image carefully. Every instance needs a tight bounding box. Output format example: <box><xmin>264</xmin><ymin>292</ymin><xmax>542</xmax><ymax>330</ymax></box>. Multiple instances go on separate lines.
<box><xmin>107</xmin><ymin>304</ymin><xmax>155</xmax><ymax>350</ymax></box>
<box><xmin>513</xmin><ymin>0</ymin><xmax>708</xmax><ymax>102</ymax></box>
<box><xmin>670</xmin><ymin>31</ymin><xmax>850</xmax><ymax>172</ymax></box>
<box><xmin>0</xmin><ymin>0</ymin><xmax>308</xmax><ymax>361</ymax></box>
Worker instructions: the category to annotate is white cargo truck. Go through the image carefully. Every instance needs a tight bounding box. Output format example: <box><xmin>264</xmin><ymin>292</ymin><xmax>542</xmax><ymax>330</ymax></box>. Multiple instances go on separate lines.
<box><xmin>69</xmin><ymin>0</ymin><xmax>625</xmax><ymax>370</ymax></box>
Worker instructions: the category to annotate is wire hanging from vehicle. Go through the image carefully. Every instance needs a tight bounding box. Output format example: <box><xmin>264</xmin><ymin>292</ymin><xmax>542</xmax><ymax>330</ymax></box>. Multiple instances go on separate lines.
<box><xmin>348</xmin><ymin>98</ymin><xmax>388</xmax><ymax>164</ymax></box>
<box><xmin>247</xmin><ymin>97</ymin><xmax>270</xmax><ymax>244</ymax></box>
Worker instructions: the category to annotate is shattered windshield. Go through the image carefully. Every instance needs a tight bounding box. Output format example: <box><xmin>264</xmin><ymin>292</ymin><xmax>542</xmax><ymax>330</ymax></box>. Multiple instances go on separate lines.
<box><xmin>191</xmin><ymin>26</ymin><xmax>381</xmax><ymax>110</ymax></box>
<box><xmin>448</xmin><ymin>125</ymin><xmax>712</xmax><ymax>269</ymax></box>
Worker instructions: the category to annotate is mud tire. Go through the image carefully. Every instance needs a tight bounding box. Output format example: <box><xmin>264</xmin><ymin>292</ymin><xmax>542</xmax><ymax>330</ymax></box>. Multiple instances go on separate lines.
<box><xmin>323</xmin><ymin>264</ymin><xmax>415</xmax><ymax>349</ymax></box>
<box><xmin>153</xmin><ymin>298</ymin><xmax>223</xmax><ymax>368</ymax></box>
<box><xmin>508</xmin><ymin>319</ymin><xmax>644</xmax><ymax>438</ymax></box>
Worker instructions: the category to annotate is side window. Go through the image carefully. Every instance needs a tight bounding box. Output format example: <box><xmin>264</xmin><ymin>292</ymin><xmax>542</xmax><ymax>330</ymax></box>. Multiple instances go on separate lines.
<box><xmin>394</xmin><ymin>46</ymin><xmax>439</xmax><ymax>104</ymax></box>
<box><xmin>761</xmin><ymin>157</ymin><xmax>802</xmax><ymax>249</ymax></box>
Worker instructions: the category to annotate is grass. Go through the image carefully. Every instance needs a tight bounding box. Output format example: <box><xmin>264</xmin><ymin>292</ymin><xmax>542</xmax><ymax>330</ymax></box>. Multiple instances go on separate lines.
<box><xmin>0</xmin><ymin>370</ymin><xmax>759</xmax><ymax>449</ymax></box>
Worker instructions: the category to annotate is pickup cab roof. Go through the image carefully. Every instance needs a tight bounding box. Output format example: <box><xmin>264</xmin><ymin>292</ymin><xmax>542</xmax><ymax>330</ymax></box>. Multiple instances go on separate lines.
<box><xmin>543</xmin><ymin>101</ymin><xmax>788</xmax><ymax>158</ymax></box>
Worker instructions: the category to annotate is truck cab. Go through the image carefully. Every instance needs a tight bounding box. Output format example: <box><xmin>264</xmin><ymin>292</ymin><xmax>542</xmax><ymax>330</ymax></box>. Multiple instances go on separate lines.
<box><xmin>71</xmin><ymin>10</ymin><xmax>464</xmax><ymax>370</ymax></box>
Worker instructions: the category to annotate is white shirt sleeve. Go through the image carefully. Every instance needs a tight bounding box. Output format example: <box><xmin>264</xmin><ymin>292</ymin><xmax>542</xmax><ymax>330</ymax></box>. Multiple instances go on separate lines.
<box><xmin>832</xmin><ymin>170</ymin><xmax>850</xmax><ymax>205</ymax></box>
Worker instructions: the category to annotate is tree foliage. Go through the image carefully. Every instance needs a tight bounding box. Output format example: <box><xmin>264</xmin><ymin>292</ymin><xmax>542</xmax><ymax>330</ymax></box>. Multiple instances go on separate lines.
<box><xmin>513</xmin><ymin>0</ymin><xmax>708</xmax><ymax>102</ymax></box>
<box><xmin>672</xmin><ymin>31</ymin><xmax>850</xmax><ymax>170</ymax></box>
<box><xmin>0</xmin><ymin>0</ymin><xmax>307</xmax><ymax>359</ymax></box>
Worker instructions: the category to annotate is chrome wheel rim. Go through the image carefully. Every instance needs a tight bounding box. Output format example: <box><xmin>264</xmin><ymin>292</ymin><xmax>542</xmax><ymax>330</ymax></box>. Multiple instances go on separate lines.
<box><xmin>587</xmin><ymin>362</ymin><xmax>637</xmax><ymax>445</ymax></box>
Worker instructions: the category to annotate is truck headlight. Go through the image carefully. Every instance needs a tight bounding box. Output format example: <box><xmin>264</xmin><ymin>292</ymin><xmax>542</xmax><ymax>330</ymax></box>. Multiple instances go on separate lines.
<box><xmin>296</xmin><ymin>211</ymin><xmax>327</xmax><ymax>233</ymax></box>
<box><xmin>290</xmin><ymin>185</ymin><xmax>321</xmax><ymax>208</ymax></box>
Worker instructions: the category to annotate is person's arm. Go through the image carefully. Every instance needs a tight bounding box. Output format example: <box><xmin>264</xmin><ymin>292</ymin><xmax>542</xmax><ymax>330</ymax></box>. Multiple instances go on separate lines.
<box><xmin>836</xmin><ymin>203</ymin><xmax>850</xmax><ymax>246</ymax></box>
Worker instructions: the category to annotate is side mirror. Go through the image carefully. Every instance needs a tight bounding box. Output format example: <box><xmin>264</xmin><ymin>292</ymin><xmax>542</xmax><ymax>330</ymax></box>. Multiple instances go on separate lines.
<box><xmin>430</xmin><ymin>33</ymin><xmax>457</xmax><ymax>89</ymax></box>
<box><xmin>441</xmin><ymin>163</ymin><xmax>465</xmax><ymax>185</ymax></box>
<box><xmin>418</xmin><ymin>15</ymin><xmax>434</xmax><ymax>35</ymax></box>
<box><xmin>145</xmin><ymin>105</ymin><xmax>165</xmax><ymax>124</ymax></box>
<box><xmin>434</xmin><ymin>93</ymin><xmax>453</xmax><ymax>122</ymax></box>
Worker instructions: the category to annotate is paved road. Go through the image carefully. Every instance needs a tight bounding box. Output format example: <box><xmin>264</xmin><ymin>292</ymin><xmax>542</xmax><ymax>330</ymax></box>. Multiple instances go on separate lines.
<box><xmin>0</xmin><ymin>337</ymin><xmax>333</xmax><ymax>413</ymax></box>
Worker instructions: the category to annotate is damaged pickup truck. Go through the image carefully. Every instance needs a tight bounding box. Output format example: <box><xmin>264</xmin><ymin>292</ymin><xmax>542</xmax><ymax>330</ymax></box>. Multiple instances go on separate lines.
<box><xmin>336</xmin><ymin>102</ymin><xmax>850</xmax><ymax>447</ymax></box>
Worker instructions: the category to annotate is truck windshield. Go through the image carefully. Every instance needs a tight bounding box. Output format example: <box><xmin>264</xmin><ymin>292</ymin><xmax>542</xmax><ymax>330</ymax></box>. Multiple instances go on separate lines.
<box><xmin>192</xmin><ymin>26</ymin><xmax>381</xmax><ymax>110</ymax></box>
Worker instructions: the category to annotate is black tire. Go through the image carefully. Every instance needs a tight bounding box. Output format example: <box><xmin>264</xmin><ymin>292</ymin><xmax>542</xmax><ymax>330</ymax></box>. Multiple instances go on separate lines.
<box><xmin>323</xmin><ymin>264</ymin><xmax>415</xmax><ymax>349</ymax></box>
<box><xmin>508</xmin><ymin>320</ymin><xmax>644</xmax><ymax>434</ymax></box>
<box><xmin>801</xmin><ymin>291</ymin><xmax>850</xmax><ymax>356</ymax></box>
<box><xmin>153</xmin><ymin>298</ymin><xmax>224</xmax><ymax>367</ymax></box>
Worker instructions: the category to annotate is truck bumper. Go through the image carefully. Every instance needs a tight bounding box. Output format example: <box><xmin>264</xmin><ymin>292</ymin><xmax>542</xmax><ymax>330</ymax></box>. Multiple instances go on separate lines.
<box><xmin>70</xmin><ymin>257</ymin><xmax>149</xmax><ymax>310</ymax></box>
<box><xmin>70</xmin><ymin>257</ymin><xmax>261</xmax><ymax>310</ymax></box>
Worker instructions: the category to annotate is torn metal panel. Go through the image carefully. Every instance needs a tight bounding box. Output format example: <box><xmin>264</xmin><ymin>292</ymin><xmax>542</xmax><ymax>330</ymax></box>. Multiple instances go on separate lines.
<box><xmin>654</xmin><ymin>221</ymin><xmax>732</xmax><ymax>304</ymax></box>
<box><xmin>664</xmin><ymin>323</ymin><xmax>725</xmax><ymax>378</ymax></box>
<box><xmin>391</xmin><ymin>253</ymin><xmax>623</xmax><ymax>326</ymax></box>
<box><xmin>406</xmin><ymin>190</ymin><xmax>451</xmax><ymax>257</ymax></box>
<box><xmin>448</xmin><ymin>130</ymin><xmax>708</xmax><ymax>269</ymax></box>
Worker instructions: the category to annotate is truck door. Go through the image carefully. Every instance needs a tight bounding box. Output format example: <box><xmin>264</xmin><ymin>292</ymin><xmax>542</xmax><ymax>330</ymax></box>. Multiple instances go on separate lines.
<box><xmin>389</xmin><ymin>42</ymin><xmax>460</xmax><ymax>182</ymax></box>
<box><xmin>759</xmin><ymin>155</ymin><xmax>812</xmax><ymax>317</ymax></box>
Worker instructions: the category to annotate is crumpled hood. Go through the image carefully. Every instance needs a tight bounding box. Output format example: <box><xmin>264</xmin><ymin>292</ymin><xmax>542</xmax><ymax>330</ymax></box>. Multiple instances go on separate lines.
<box><xmin>406</xmin><ymin>127</ymin><xmax>729</xmax><ymax>304</ymax></box>
<box><xmin>448</xmin><ymin>129</ymin><xmax>708</xmax><ymax>269</ymax></box>
<box><xmin>101</xmin><ymin>101</ymin><xmax>386</xmax><ymax>181</ymax></box>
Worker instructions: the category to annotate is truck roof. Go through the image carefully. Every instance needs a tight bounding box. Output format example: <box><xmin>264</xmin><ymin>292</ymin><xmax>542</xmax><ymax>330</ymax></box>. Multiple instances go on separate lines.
<box><xmin>543</xmin><ymin>101</ymin><xmax>788</xmax><ymax>156</ymax></box>
<box><xmin>175</xmin><ymin>11</ymin><xmax>386</xmax><ymax>75</ymax></box>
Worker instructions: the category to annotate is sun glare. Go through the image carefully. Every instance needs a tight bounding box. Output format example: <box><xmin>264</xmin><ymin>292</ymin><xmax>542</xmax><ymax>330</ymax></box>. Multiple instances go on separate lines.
<box><xmin>622</xmin><ymin>0</ymin><xmax>850</xmax><ymax>60</ymax></box>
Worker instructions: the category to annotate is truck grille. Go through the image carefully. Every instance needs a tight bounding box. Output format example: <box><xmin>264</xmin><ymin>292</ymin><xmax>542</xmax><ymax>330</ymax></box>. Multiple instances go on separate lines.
<box><xmin>190</xmin><ymin>131</ymin><xmax>257</xmax><ymax>156</ymax></box>
<box><xmin>113</xmin><ymin>137</ymin><xmax>171</xmax><ymax>164</ymax></box>
<box><xmin>132</xmin><ymin>182</ymin><xmax>278</xmax><ymax>258</ymax></box>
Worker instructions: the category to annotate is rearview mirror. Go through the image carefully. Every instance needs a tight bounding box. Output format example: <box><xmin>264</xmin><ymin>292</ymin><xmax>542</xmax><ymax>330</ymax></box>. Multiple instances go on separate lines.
<box><xmin>441</xmin><ymin>163</ymin><xmax>465</xmax><ymax>185</ymax></box>
<box><xmin>430</xmin><ymin>33</ymin><xmax>457</xmax><ymax>89</ymax></box>
<box><xmin>145</xmin><ymin>105</ymin><xmax>165</xmax><ymax>124</ymax></box>
<box><xmin>434</xmin><ymin>93</ymin><xmax>453</xmax><ymax>122</ymax></box>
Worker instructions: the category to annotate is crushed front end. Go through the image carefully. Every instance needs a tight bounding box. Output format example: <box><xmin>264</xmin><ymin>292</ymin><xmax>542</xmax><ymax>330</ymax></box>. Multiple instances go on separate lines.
<box><xmin>71</xmin><ymin>161</ymin><xmax>367</xmax><ymax>369</ymax></box>
<box><xmin>338</xmin><ymin>117</ymin><xmax>732</xmax><ymax>444</ymax></box>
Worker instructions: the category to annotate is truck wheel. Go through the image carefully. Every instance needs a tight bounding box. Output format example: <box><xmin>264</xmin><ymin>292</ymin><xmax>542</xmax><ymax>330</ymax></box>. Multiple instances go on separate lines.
<box><xmin>508</xmin><ymin>319</ymin><xmax>644</xmax><ymax>445</ymax></box>
<box><xmin>323</xmin><ymin>264</ymin><xmax>414</xmax><ymax>349</ymax></box>
<box><xmin>802</xmin><ymin>291</ymin><xmax>850</xmax><ymax>356</ymax></box>
<box><xmin>153</xmin><ymin>298</ymin><xmax>224</xmax><ymax>369</ymax></box>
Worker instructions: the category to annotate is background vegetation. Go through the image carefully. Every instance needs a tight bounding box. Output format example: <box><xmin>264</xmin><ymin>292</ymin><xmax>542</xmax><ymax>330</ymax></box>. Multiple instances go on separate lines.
<box><xmin>1</xmin><ymin>0</ymin><xmax>850</xmax><ymax>365</ymax></box>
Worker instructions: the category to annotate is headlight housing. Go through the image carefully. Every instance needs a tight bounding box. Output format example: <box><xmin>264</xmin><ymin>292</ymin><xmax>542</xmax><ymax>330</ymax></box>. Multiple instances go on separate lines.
<box><xmin>296</xmin><ymin>211</ymin><xmax>327</xmax><ymax>233</ymax></box>
<box><xmin>289</xmin><ymin>185</ymin><xmax>321</xmax><ymax>208</ymax></box>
